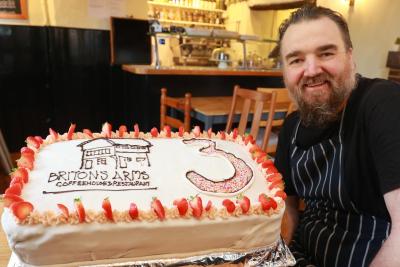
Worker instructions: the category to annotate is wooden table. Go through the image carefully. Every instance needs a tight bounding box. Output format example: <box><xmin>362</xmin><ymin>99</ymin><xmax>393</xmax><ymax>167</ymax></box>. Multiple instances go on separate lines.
<box><xmin>0</xmin><ymin>199</ymin><xmax>11</xmax><ymax>266</ymax></box>
<box><xmin>189</xmin><ymin>96</ymin><xmax>289</xmax><ymax>130</ymax></box>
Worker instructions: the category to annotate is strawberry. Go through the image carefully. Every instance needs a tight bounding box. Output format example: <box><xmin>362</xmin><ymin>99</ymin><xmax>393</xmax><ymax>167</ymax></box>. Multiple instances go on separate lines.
<box><xmin>49</xmin><ymin>128</ymin><xmax>59</xmax><ymax>141</ymax></box>
<box><xmin>205</xmin><ymin>200</ymin><xmax>212</xmax><ymax>212</ymax></box>
<box><xmin>243</xmin><ymin>135</ymin><xmax>255</xmax><ymax>145</ymax></box>
<box><xmin>193</xmin><ymin>126</ymin><xmax>201</xmax><ymax>137</ymax></box>
<box><xmin>10</xmin><ymin>176</ymin><xmax>24</xmax><ymax>188</ymax></box>
<box><xmin>102</xmin><ymin>122</ymin><xmax>112</xmax><ymax>138</ymax></box>
<box><xmin>134</xmin><ymin>124</ymin><xmax>140</xmax><ymax>138</ymax></box>
<box><xmin>237</xmin><ymin>195</ymin><xmax>250</xmax><ymax>214</ymax></box>
<box><xmin>17</xmin><ymin>154</ymin><xmax>34</xmax><ymax>170</ymax></box>
<box><xmin>262</xmin><ymin>159</ymin><xmax>274</xmax><ymax>169</ymax></box>
<box><xmin>5</xmin><ymin>184</ymin><xmax>22</xmax><ymax>196</ymax></box>
<box><xmin>259</xmin><ymin>194</ymin><xmax>277</xmax><ymax>211</ymax></box>
<box><xmin>10</xmin><ymin>201</ymin><xmax>33</xmax><ymax>221</ymax></box>
<box><xmin>232</xmin><ymin>128</ymin><xmax>238</xmax><ymax>139</ymax></box>
<box><xmin>57</xmin><ymin>203</ymin><xmax>69</xmax><ymax>218</ymax></box>
<box><xmin>26</xmin><ymin>136</ymin><xmax>40</xmax><ymax>149</ymax></box>
<box><xmin>151</xmin><ymin>198</ymin><xmax>165</xmax><ymax>220</ymax></box>
<box><xmin>11</xmin><ymin>167</ymin><xmax>29</xmax><ymax>183</ymax></box>
<box><xmin>256</xmin><ymin>154</ymin><xmax>268</xmax><ymax>164</ymax></box>
<box><xmin>163</xmin><ymin>125</ymin><xmax>172</xmax><ymax>138</ymax></box>
<box><xmin>129</xmin><ymin>202</ymin><xmax>139</xmax><ymax>220</ymax></box>
<box><xmin>3</xmin><ymin>193</ymin><xmax>23</xmax><ymax>207</ymax></box>
<box><xmin>222</xmin><ymin>199</ymin><xmax>236</xmax><ymax>213</ymax></box>
<box><xmin>150</xmin><ymin>127</ymin><xmax>158</xmax><ymax>137</ymax></box>
<box><xmin>220</xmin><ymin>131</ymin><xmax>226</xmax><ymax>140</ymax></box>
<box><xmin>189</xmin><ymin>196</ymin><xmax>203</xmax><ymax>218</ymax></box>
<box><xmin>267</xmin><ymin>173</ymin><xmax>282</xmax><ymax>183</ymax></box>
<box><xmin>267</xmin><ymin>165</ymin><xmax>278</xmax><ymax>174</ymax></box>
<box><xmin>83</xmin><ymin>129</ymin><xmax>93</xmax><ymax>138</ymax></box>
<box><xmin>269</xmin><ymin>179</ymin><xmax>284</xmax><ymax>190</ymax></box>
<box><xmin>34</xmin><ymin>136</ymin><xmax>44</xmax><ymax>144</ymax></box>
<box><xmin>74</xmin><ymin>198</ymin><xmax>86</xmax><ymax>223</ymax></box>
<box><xmin>249</xmin><ymin>145</ymin><xmax>261</xmax><ymax>153</ymax></box>
<box><xmin>102</xmin><ymin>197</ymin><xmax>114</xmax><ymax>221</ymax></box>
<box><xmin>275</xmin><ymin>190</ymin><xmax>287</xmax><ymax>200</ymax></box>
<box><xmin>207</xmin><ymin>128</ymin><xmax>212</xmax><ymax>138</ymax></box>
<box><xmin>20</xmin><ymin>147</ymin><xmax>34</xmax><ymax>156</ymax></box>
<box><xmin>118</xmin><ymin>125</ymin><xmax>127</xmax><ymax>137</ymax></box>
<box><xmin>67</xmin><ymin>123</ymin><xmax>76</xmax><ymax>140</ymax></box>
<box><xmin>173</xmin><ymin>198</ymin><xmax>188</xmax><ymax>216</ymax></box>
<box><xmin>178</xmin><ymin>126</ymin><xmax>184</xmax><ymax>137</ymax></box>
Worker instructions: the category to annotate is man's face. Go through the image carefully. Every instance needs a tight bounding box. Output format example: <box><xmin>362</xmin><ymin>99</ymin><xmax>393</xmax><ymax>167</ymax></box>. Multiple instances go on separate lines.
<box><xmin>280</xmin><ymin>17</ymin><xmax>356</xmax><ymax>127</ymax></box>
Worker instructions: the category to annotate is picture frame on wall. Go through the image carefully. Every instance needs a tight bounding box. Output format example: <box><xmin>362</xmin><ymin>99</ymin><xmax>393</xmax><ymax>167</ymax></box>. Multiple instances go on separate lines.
<box><xmin>0</xmin><ymin>0</ymin><xmax>28</xmax><ymax>19</ymax></box>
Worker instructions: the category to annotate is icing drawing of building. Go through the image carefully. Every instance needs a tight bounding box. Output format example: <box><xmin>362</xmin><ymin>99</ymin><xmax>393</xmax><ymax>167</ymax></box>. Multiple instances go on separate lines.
<box><xmin>77</xmin><ymin>138</ymin><xmax>152</xmax><ymax>169</ymax></box>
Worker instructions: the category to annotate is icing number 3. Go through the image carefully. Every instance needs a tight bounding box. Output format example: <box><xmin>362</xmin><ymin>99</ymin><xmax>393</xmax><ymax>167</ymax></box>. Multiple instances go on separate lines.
<box><xmin>183</xmin><ymin>139</ymin><xmax>253</xmax><ymax>194</ymax></box>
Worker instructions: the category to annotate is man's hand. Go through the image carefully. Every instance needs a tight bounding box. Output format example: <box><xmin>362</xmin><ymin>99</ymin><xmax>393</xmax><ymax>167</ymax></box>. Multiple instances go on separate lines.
<box><xmin>281</xmin><ymin>196</ymin><xmax>300</xmax><ymax>244</ymax></box>
<box><xmin>370</xmin><ymin>187</ymin><xmax>400</xmax><ymax>267</ymax></box>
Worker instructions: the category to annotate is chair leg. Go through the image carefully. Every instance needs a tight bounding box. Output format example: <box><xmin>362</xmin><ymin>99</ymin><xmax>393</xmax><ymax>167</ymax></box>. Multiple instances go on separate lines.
<box><xmin>0</xmin><ymin>129</ymin><xmax>13</xmax><ymax>174</ymax></box>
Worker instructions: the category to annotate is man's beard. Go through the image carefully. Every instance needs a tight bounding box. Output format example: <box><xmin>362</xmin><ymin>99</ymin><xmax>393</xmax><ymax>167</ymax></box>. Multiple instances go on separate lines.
<box><xmin>288</xmin><ymin>68</ymin><xmax>357</xmax><ymax>128</ymax></box>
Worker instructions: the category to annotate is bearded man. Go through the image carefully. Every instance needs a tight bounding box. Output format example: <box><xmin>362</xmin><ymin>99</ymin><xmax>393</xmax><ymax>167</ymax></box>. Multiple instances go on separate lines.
<box><xmin>274</xmin><ymin>5</ymin><xmax>400</xmax><ymax>267</ymax></box>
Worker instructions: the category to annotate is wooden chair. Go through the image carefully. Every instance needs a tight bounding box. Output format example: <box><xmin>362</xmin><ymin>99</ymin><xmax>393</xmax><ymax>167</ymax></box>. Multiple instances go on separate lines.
<box><xmin>225</xmin><ymin>85</ymin><xmax>277</xmax><ymax>151</ymax></box>
<box><xmin>257</xmin><ymin>87</ymin><xmax>296</xmax><ymax>153</ymax></box>
<box><xmin>160</xmin><ymin>88</ymin><xmax>192</xmax><ymax>132</ymax></box>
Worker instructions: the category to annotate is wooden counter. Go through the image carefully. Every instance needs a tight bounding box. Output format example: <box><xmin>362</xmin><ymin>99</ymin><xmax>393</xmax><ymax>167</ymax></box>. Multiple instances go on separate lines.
<box><xmin>122</xmin><ymin>65</ymin><xmax>283</xmax><ymax>77</ymax></box>
<box><xmin>0</xmin><ymin>199</ymin><xmax>11</xmax><ymax>266</ymax></box>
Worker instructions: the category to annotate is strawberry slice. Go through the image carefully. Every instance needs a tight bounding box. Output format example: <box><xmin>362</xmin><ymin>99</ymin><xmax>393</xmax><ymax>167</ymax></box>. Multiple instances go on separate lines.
<box><xmin>207</xmin><ymin>128</ymin><xmax>212</xmax><ymax>138</ymax></box>
<box><xmin>178</xmin><ymin>126</ymin><xmax>184</xmax><ymax>137</ymax></box>
<box><xmin>189</xmin><ymin>196</ymin><xmax>203</xmax><ymax>218</ymax></box>
<box><xmin>173</xmin><ymin>198</ymin><xmax>188</xmax><ymax>216</ymax></box>
<box><xmin>150</xmin><ymin>127</ymin><xmax>159</xmax><ymax>137</ymax></box>
<box><xmin>102</xmin><ymin>197</ymin><xmax>114</xmax><ymax>222</ymax></box>
<box><xmin>10</xmin><ymin>176</ymin><xmax>24</xmax><ymax>188</ymax></box>
<box><xmin>134</xmin><ymin>124</ymin><xmax>140</xmax><ymax>138</ymax></box>
<box><xmin>269</xmin><ymin>179</ymin><xmax>284</xmax><ymax>190</ymax></box>
<box><xmin>118</xmin><ymin>125</ymin><xmax>127</xmax><ymax>137</ymax></box>
<box><xmin>74</xmin><ymin>198</ymin><xmax>86</xmax><ymax>223</ymax></box>
<box><xmin>11</xmin><ymin>167</ymin><xmax>29</xmax><ymax>183</ymax></box>
<box><xmin>262</xmin><ymin>159</ymin><xmax>274</xmax><ymax>169</ymax></box>
<box><xmin>10</xmin><ymin>201</ymin><xmax>33</xmax><ymax>221</ymax></box>
<box><xmin>102</xmin><ymin>122</ymin><xmax>112</xmax><ymax>138</ymax></box>
<box><xmin>20</xmin><ymin>147</ymin><xmax>34</xmax><ymax>157</ymax></box>
<box><xmin>275</xmin><ymin>190</ymin><xmax>287</xmax><ymax>200</ymax></box>
<box><xmin>222</xmin><ymin>199</ymin><xmax>235</xmax><ymax>213</ymax></box>
<box><xmin>3</xmin><ymin>193</ymin><xmax>24</xmax><ymax>207</ymax></box>
<box><xmin>219</xmin><ymin>131</ymin><xmax>226</xmax><ymax>140</ymax></box>
<box><xmin>5</xmin><ymin>184</ymin><xmax>22</xmax><ymax>196</ymax></box>
<box><xmin>205</xmin><ymin>200</ymin><xmax>212</xmax><ymax>212</ymax></box>
<box><xmin>67</xmin><ymin>123</ymin><xmax>76</xmax><ymax>140</ymax></box>
<box><xmin>17</xmin><ymin>154</ymin><xmax>34</xmax><ymax>170</ymax></box>
<box><xmin>267</xmin><ymin>165</ymin><xmax>278</xmax><ymax>174</ymax></box>
<box><xmin>151</xmin><ymin>198</ymin><xmax>165</xmax><ymax>220</ymax></box>
<box><xmin>267</xmin><ymin>173</ymin><xmax>282</xmax><ymax>183</ymax></box>
<box><xmin>193</xmin><ymin>126</ymin><xmax>201</xmax><ymax>137</ymax></box>
<box><xmin>237</xmin><ymin>195</ymin><xmax>250</xmax><ymax>214</ymax></box>
<box><xmin>34</xmin><ymin>136</ymin><xmax>44</xmax><ymax>144</ymax></box>
<box><xmin>163</xmin><ymin>125</ymin><xmax>172</xmax><ymax>138</ymax></box>
<box><xmin>232</xmin><ymin>128</ymin><xmax>238</xmax><ymax>139</ymax></box>
<box><xmin>259</xmin><ymin>193</ymin><xmax>277</xmax><ymax>211</ymax></box>
<box><xmin>26</xmin><ymin>136</ymin><xmax>40</xmax><ymax>149</ymax></box>
<box><xmin>57</xmin><ymin>203</ymin><xmax>69</xmax><ymax>218</ymax></box>
<box><xmin>243</xmin><ymin>135</ymin><xmax>255</xmax><ymax>145</ymax></box>
<box><xmin>83</xmin><ymin>129</ymin><xmax>93</xmax><ymax>138</ymax></box>
<box><xmin>129</xmin><ymin>202</ymin><xmax>139</xmax><ymax>220</ymax></box>
<box><xmin>49</xmin><ymin>128</ymin><xmax>59</xmax><ymax>141</ymax></box>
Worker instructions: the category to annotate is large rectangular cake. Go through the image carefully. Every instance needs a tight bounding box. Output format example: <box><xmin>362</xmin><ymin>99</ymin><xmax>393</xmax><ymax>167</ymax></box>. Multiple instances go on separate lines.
<box><xmin>1</xmin><ymin>123</ymin><xmax>286</xmax><ymax>266</ymax></box>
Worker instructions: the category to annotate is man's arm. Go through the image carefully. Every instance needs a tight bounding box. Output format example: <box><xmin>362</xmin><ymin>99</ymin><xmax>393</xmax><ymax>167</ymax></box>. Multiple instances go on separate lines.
<box><xmin>281</xmin><ymin>195</ymin><xmax>300</xmax><ymax>244</ymax></box>
<box><xmin>370</xmin><ymin>187</ymin><xmax>400</xmax><ymax>267</ymax></box>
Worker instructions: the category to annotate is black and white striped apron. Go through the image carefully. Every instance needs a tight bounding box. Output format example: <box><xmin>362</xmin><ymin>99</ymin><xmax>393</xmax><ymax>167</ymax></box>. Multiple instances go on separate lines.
<box><xmin>288</xmin><ymin>108</ymin><xmax>391</xmax><ymax>267</ymax></box>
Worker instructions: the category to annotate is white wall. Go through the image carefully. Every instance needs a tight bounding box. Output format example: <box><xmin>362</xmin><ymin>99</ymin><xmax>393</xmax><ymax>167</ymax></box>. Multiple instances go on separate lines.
<box><xmin>0</xmin><ymin>0</ymin><xmax>148</xmax><ymax>30</ymax></box>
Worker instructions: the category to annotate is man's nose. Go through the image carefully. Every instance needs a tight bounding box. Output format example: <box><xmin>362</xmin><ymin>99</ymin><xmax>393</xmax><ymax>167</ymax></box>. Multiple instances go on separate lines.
<box><xmin>303</xmin><ymin>57</ymin><xmax>322</xmax><ymax>77</ymax></box>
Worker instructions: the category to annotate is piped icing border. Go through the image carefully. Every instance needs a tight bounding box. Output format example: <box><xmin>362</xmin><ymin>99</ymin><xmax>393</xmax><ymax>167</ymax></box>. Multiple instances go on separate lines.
<box><xmin>4</xmin><ymin>123</ymin><xmax>287</xmax><ymax>226</ymax></box>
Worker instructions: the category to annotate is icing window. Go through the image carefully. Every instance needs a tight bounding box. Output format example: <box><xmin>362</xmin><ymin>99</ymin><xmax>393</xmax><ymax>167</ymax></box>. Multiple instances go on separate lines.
<box><xmin>97</xmin><ymin>158</ymin><xmax>107</xmax><ymax>165</ymax></box>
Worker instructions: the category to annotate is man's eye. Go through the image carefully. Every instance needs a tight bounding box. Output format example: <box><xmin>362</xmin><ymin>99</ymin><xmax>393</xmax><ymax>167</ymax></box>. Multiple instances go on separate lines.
<box><xmin>289</xmin><ymin>58</ymin><xmax>303</xmax><ymax>65</ymax></box>
<box><xmin>320</xmin><ymin>52</ymin><xmax>335</xmax><ymax>58</ymax></box>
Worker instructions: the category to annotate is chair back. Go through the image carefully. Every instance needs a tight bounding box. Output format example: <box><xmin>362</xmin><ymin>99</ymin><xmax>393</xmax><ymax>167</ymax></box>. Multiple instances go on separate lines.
<box><xmin>225</xmin><ymin>85</ymin><xmax>277</xmax><ymax>151</ymax></box>
<box><xmin>257</xmin><ymin>87</ymin><xmax>296</xmax><ymax>127</ymax></box>
<box><xmin>160</xmin><ymin>88</ymin><xmax>192</xmax><ymax>132</ymax></box>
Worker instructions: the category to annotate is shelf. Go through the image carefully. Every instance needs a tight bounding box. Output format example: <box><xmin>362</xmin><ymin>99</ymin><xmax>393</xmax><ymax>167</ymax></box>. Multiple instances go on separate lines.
<box><xmin>158</xmin><ymin>19</ymin><xmax>225</xmax><ymax>28</ymax></box>
<box><xmin>148</xmin><ymin>1</ymin><xmax>225</xmax><ymax>13</ymax></box>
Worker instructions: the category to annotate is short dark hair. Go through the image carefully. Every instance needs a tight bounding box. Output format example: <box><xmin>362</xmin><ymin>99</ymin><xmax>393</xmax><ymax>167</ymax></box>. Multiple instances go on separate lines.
<box><xmin>278</xmin><ymin>5</ymin><xmax>353</xmax><ymax>53</ymax></box>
